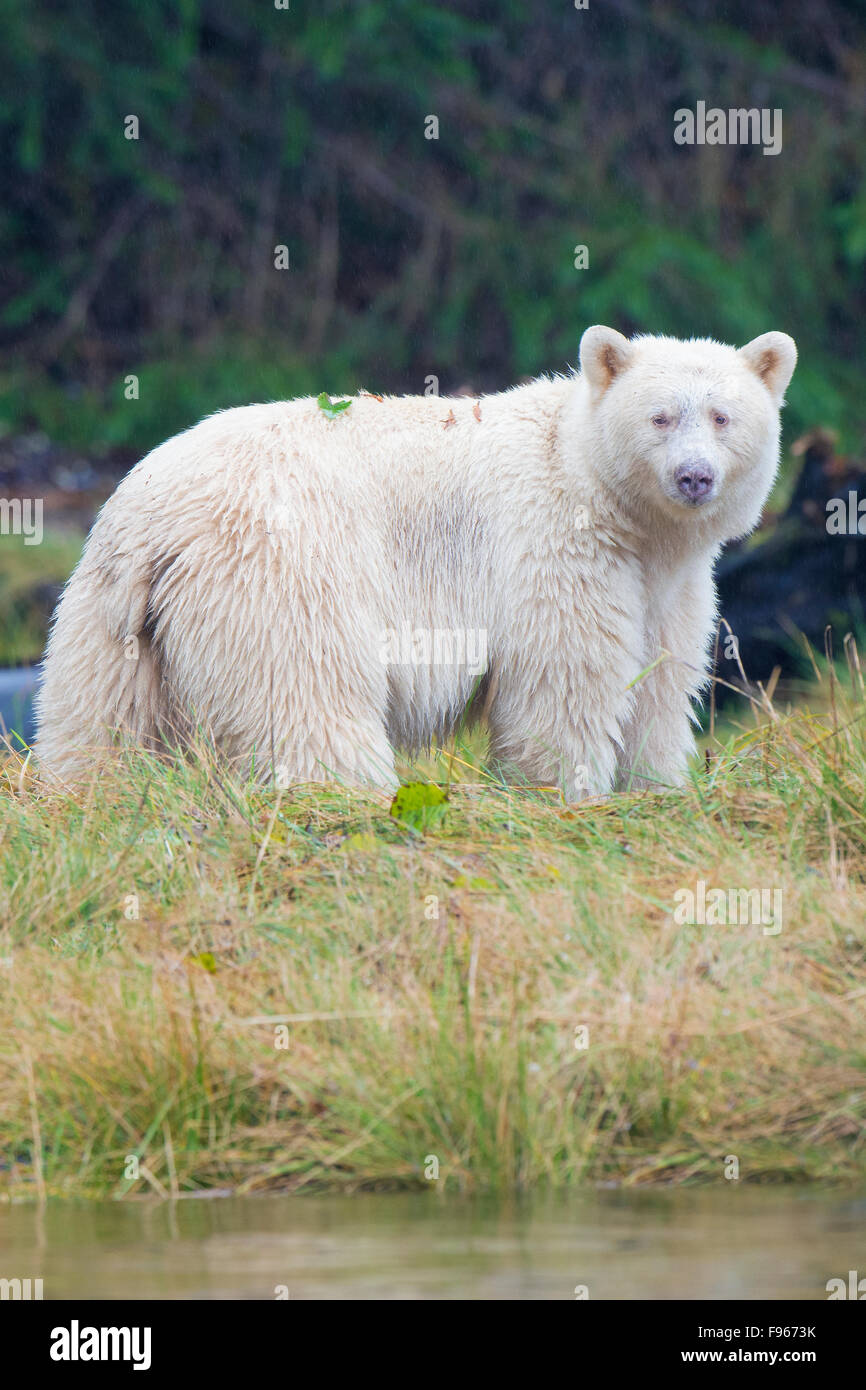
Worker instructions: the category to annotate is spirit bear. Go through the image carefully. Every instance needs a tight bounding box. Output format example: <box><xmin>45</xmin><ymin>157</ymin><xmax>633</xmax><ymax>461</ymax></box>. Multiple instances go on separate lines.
<box><xmin>35</xmin><ymin>326</ymin><xmax>796</xmax><ymax>797</ymax></box>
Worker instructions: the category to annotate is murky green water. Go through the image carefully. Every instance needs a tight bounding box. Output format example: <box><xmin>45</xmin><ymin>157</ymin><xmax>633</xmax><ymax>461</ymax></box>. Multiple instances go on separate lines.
<box><xmin>1</xmin><ymin>1188</ymin><xmax>863</xmax><ymax>1300</ymax></box>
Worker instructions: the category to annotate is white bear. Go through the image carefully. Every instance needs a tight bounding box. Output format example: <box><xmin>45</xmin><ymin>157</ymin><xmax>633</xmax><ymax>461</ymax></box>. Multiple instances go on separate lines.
<box><xmin>34</xmin><ymin>327</ymin><xmax>796</xmax><ymax>797</ymax></box>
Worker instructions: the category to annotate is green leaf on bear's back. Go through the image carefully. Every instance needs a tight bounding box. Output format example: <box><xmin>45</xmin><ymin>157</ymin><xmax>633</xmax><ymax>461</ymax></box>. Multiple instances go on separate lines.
<box><xmin>317</xmin><ymin>392</ymin><xmax>352</xmax><ymax>419</ymax></box>
<box><xmin>389</xmin><ymin>782</ymin><xmax>448</xmax><ymax>832</ymax></box>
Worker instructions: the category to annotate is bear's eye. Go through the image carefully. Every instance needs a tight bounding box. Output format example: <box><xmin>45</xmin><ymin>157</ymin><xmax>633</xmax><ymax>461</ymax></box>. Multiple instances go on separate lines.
<box><xmin>713</xmin><ymin>411</ymin><xmax>729</xmax><ymax>427</ymax></box>
<box><xmin>651</xmin><ymin>413</ymin><xmax>671</xmax><ymax>428</ymax></box>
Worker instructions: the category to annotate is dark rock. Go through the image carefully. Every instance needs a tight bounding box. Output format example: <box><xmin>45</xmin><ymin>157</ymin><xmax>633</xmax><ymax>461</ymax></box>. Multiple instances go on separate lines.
<box><xmin>716</xmin><ymin>429</ymin><xmax>866</xmax><ymax>701</ymax></box>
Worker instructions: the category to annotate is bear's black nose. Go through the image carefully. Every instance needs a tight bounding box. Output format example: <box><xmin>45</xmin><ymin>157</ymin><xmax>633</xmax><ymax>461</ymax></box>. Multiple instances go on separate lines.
<box><xmin>675</xmin><ymin>461</ymin><xmax>715</xmax><ymax>502</ymax></box>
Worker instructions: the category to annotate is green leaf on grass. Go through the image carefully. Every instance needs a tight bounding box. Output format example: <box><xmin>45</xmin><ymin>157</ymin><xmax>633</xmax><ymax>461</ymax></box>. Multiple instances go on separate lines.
<box><xmin>389</xmin><ymin>782</ymin><xmax>448</xmax><ymax>832</ymax></box>
<box><xmin>342</xmin><ymin>832</ymin><xmax>379</xmax><ymax>853</ymax></box>
<box><xmin>190</xmin><ymin>951</ymin><xmax>217</xmax><ymax>973</ymax></box>
<box><xmin>452</xmin><ymin>874</ymin><xmax>497</xmax><ymax>891</ymax></box>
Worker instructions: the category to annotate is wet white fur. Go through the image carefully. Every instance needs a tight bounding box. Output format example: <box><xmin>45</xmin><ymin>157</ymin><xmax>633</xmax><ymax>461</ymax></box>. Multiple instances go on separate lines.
<box><xmin>35</xmin><ymin>327</ymin><xmax>796</xmax><ymax>796</ymax></box>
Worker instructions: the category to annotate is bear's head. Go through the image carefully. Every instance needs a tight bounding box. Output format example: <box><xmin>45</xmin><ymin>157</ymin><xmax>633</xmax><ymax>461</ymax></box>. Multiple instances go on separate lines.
<box><xmin>576</xmin><ymin>326</ymin><xmax>797</xmax><ymax>544</ymax></box>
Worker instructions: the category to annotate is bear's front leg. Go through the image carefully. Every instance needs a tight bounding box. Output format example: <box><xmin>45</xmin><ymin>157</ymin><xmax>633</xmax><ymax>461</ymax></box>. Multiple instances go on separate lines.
<box><xmin>486</xmin><ymin>541</ymin><xmax>647</xmax><ymax>800</ymax></box>
<box><xmin>618</xmin><ymin>656</ymin><xmax>698</xmax><ymax>790</ymax></box>
<box><xmin>618</xmin><ymin>582</ymin><xmax>715</xmax><ymax>791</ymax></box>
<box><xmin>487</xmin><ymin>665</ymin><xmax>632</xmax><ymax>801</ymax></box>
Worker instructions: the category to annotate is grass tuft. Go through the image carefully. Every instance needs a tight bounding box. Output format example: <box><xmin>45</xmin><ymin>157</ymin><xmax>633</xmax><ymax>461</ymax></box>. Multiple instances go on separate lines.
<box><xmin>1</xmin><ymin>676</ymin><xmax>865</xmax><ymax>1198</ymax></box>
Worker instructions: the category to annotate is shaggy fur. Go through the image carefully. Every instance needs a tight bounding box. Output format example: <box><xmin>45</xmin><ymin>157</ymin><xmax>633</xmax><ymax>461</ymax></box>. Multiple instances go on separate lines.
<box><xmin>34</xmin><ymin>326</ymin><xmax>796</xmax><ymax>796</ymax></box>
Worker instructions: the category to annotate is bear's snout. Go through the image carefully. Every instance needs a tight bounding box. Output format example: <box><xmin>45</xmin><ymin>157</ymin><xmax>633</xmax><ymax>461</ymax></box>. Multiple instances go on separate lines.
<box><xmin>674</xmin><ymin>460</ymin><xmax>716</xmax><ymax>504</ymax></box>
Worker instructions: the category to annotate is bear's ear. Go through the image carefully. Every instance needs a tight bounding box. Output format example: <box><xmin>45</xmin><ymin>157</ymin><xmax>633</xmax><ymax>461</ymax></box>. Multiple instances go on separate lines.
<box><xmin>738</xmin><ymin>332</ymin><xmax>797</xmax><ymax>406</ymax></box>
<box><xmin>579</xmin><ymin>326</ymin><xmax>634</xmax><ymax>399</ymax></box>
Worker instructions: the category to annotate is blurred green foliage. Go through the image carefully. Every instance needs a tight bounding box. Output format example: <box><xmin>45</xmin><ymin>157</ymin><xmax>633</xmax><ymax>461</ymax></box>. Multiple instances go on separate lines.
<box><xmin>0</xmin><ymin>0</ymin><xmax>864</xmax><ymax>455</ymax></box>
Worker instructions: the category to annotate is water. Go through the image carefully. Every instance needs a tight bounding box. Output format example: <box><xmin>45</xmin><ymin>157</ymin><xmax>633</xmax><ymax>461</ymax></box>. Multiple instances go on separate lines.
<box><xmin>0</xmin><ymin>666</ymin><xmax>38</xmax><ymax>745</ymax></box>
<box><xmin>1</xmin><ymin>1189</ymin><xmax>862</xmax><ymax>1300</ymax></box>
